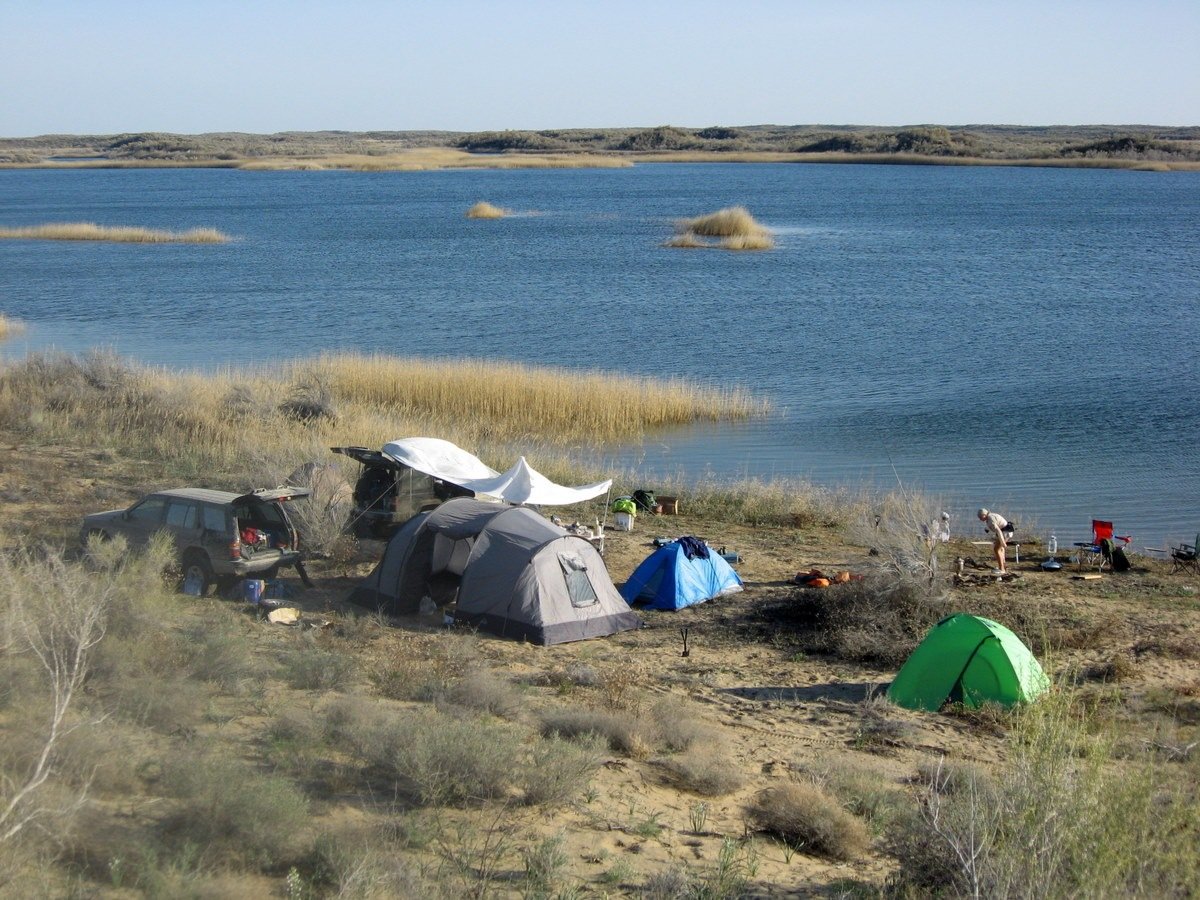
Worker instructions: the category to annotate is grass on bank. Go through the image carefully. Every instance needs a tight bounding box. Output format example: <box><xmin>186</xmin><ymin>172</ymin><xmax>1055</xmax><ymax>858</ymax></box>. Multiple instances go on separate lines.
<box><xmin>666</xmin><ymin>206</ymin><xmax>775</xmax><ymax>251</ymax></box>
<box><xmin>0</xmin><ymin>223</ymin><xmax>230</xmax><ymax>244</ymax></box>
<box><xmin>465</xmin><ymin>201</ymin><xmax>509</xmax><ymax>219</ymax></box>
<box><xmin>0</xmin><ymin>350</ymin><xmax>803</xmax><ymax>520</ymax></box>
<box><xmin>0</xmin><ymin>315</ymin><xmax>24</xmax><ymax>341</ymax></box>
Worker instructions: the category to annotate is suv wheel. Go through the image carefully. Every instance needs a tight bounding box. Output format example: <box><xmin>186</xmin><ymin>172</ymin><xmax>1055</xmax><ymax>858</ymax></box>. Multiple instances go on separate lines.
<box><xmin>181</xmin><ymin>552</ymin><xmax>214</xmax><ymax>597</ymax></box>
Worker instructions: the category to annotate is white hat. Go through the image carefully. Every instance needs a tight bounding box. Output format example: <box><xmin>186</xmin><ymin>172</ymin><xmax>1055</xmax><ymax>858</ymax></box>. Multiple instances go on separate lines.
<box><xmin>978</xmin><ymin>508</ymin><xmax>989</xmax><ymax>518</ymax></box>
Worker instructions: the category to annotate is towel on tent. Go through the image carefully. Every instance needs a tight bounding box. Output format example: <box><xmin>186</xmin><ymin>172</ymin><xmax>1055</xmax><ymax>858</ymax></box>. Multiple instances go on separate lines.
<box><xmin>676</xmin><ymin>536</ymin><xmax>710</xmax><ymax>560</ymax></box>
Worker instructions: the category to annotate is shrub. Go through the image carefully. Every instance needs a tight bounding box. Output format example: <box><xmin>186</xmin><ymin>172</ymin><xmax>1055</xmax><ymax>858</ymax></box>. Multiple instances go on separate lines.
<box><xmin>331</xmin><ymin>703</ymin><xmax>600</xmax><ymax>807</ymax></box>
<box><xmin>176</xmin><ymin>620</ymin><xmax>262</xmax><ymax>691</ymax></box>
<box><xmin>757</xmin><ymin>574</ymin><xmax>950</xmax><ymax>666</ymax></box>
<box><xmin>278</xmin><ymin>632</ymin><xmax>356</xmax><ymax>691</ymax></box>
<box><xmin>656</xmin><ymin>743</ymin><xmax>746</xmax><ymax>796</ymax></box>
<box><xmin>747</xmin><ymin>783</ymin><xmax>871</xmax><ymax>861</ymax></box>
<box><xmin>158</xmin><ymin>752</ymin><xmax>310</xmax><ymax>867</ymax></box>
<box><xmin>890</xmin><ymin>693</ymin><xmax>1200</xmax><ymax>897</ymax></box>
<box><xmin>280</xmin><ymin>461</ymin><xmax>353</xmax><ymax>558</ymax></box>
<box><xmin>802</xmin><ymin>755</ymin><xmax>905</xmax><ymax>831</ymax></box>
<box><xmin>540</xmin><ymin>707</ymin><xmax>655</xmax><ymax>758</ymax></box>
<box><xmin>519</xmin><ymin>733</ymin><xmax>605</xmax><ymax>807</ymax></box>
<box><xmin>443</xmin><ymin>668</ymin><xmax>523</xmax><ymax>719</ymax></box>
<box><xmin>368</xmin><ymin>632</ymin><xmax>479</xmax><ymax>702</ymax></box>
<box><xmin>647</xmin><ymin>696</ymin><xmax>714</xmax><ymax>752</ymax></box>
<box><xmin>0</xmin><ymin>541</ymin><xmax>128</xmax><ymax>848</ymax></box>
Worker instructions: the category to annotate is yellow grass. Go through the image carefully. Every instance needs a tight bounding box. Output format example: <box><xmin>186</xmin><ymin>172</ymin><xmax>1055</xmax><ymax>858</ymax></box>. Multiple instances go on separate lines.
<box><xmin>668</xmin><ymin>206</ymin><xmax>775</xmax><ymax>251</ymax></box>
<box><xmin>466</xmin><ymin>201</ymin><xmax>509</xmax><ymax>219</ymax></box>
<box><xmin>0</xmin><ymin>351</ymin><xmax>767</xmax><ymax>486</ymax></box>
<box><xmin>0</xmin><ymin>314</ymin><xmax>25</xmax><ymax>341</ymax></box>
<box><xmin>0</xmin><ymin>222</ymin><xmax>230</xmax><ymax>243</ymax></box>
<box><xmin>236</xmin><ymin>149</ymin><xmax>633</xmax><ymax>172</ymax></box>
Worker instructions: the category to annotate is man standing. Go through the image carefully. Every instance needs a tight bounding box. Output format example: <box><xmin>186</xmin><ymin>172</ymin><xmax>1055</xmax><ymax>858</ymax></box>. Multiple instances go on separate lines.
<box><xmin>978</xmin><ymin>507</ymin><xmax>1010</xmax><ymax>574</ymax></box>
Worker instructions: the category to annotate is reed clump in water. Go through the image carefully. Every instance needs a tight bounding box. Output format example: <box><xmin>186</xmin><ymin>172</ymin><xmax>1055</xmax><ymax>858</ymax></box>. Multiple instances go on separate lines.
<box><xmin>666</xmin><ymin>206</ymin><xmax>774</xmax><ymax>251</ymax></box>
<box><xmin>0</xmin><ymin>222</ymin><xmax>230</xmax><ymax>243</ymax></box>
<box><xmin>466</xmin><ymin>201</ymin><xmax>510</xmax><ymax>219</ymax></box>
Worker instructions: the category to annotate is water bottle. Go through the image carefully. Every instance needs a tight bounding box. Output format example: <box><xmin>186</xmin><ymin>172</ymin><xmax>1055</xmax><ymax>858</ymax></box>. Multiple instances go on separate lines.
<box><xmin>1048</xmin><ymin>533</ymin><xmax>1058</xmax><ymax>555</ymax></box>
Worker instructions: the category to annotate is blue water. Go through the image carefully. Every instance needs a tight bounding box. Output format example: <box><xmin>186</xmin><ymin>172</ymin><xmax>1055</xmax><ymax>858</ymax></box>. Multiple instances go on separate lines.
<box><xmin>1</xmin><ymin>164</ymin><xmax>1197</xmax><ymax>546</ymax></box>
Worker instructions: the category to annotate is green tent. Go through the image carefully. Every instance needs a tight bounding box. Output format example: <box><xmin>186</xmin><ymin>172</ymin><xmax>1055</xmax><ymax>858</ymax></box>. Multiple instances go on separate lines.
<box><xmin>888</xmin><ymin>614</ymin><xmax>1050</xmax><ymax>711</ymax></box>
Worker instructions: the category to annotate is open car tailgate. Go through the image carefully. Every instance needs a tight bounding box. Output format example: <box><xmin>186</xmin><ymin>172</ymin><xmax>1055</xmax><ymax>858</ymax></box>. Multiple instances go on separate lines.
<box><xmin>234</xmin><ymin>487</ymin><xmax>312</xmax><ymax>504</ymax></box>
<box><xmin>331</xmin><ymin>446</ymin><xmax>393</xmax><ymax>467</ymax></box>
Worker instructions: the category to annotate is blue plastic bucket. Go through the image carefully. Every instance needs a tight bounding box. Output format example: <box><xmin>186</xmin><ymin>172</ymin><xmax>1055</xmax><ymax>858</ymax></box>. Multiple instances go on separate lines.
<box><xmin>242</xmin><ymin>578</ymin><xmax>265</xmax><ymax>605</ymax></box>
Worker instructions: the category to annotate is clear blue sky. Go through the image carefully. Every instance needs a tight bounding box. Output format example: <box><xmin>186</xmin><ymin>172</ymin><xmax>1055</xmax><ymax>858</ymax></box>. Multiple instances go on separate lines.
<box><xmin>2</xmin><ymin>1</ymin><xmax>1196</xmax><ymax>136</ymax></box>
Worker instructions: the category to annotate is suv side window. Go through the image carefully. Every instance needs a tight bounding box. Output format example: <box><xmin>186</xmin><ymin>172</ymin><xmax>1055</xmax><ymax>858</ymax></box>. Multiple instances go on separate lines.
<box><xmin>166</xmin><ymin>502</ymin><xmax>198</xmax><ymax>529</ymax></box>
<box><xmin>202</xmin><ymin>506</ymin><xmax>227</xmax><ymax>533</ymax></box>
<box><xmin>128</xmin><ymin>497</ymin><xmax>167</xmax><ymax>523</ymax></box>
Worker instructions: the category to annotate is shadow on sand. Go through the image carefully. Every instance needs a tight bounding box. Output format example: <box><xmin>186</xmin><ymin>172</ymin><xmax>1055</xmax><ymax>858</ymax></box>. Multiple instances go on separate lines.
<box><xmin>719</xmin><ymin>681</ymin><xmax>891</xmax><ymax>704</ymax></box>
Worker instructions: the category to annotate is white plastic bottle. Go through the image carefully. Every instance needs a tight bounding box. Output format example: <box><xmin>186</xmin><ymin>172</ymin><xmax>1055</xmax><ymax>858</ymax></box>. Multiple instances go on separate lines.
<box><xmin>1048</xmin><ymin>533</ymin><xmax>1058</xmax><ymax>555</ymax></box>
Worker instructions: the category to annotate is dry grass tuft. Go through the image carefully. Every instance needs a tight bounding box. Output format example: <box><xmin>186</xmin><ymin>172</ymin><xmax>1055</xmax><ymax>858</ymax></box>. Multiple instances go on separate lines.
<box><xmin>667</xmin><ymin>206</ymin><xmax>774</xmax><ymax>251</ymax></box>
<box><xmin>748</xmin><ymin>782</ymin><xmax>871</xmax><ymax>860</ymax></box>
<box><xmin>681</xmin><ymin>206</ymin><xmax>768</xmax><ymax>238</ymax></box>
<box><xmin>466</xmin><ymin>201</ymin><xmax>509</xmax><ymax>219</ymax></box>
<box><xmin>0</xmin><ymin>222</ymin><xmax>230</xmax><ymax>243</ymax></box>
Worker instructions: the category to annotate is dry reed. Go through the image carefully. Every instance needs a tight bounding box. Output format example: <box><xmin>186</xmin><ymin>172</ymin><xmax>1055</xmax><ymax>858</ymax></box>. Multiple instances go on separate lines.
<box><xmin>0</xmin><ymin>314</ymin><xmax>24</xmax><ymax>340</ymax></box>
<box><xmin>0</xmin><ymin>223</ymin><xmax>230</xmax><ymax>243</ymax></box>
<box><xmin>0</xmin><ymin>351</ymin><xmax>766</xmax><ymax>487</ymax></box>
<box><xmin>466</xmin><ymin>201</ymin><xmax>509</xmax><ymax>219</ymax></box>
<box><xmin>668</xmin><ymin>206</ymin><xmax>774</xmax><ymax>251</ymax></box>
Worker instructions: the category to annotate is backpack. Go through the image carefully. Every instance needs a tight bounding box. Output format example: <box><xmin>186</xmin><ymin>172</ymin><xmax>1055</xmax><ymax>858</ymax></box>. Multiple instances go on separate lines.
<box><xmin>632</xmin><ymin>489</ymin><xmax>658</xmax><ymax>513</ymax></box>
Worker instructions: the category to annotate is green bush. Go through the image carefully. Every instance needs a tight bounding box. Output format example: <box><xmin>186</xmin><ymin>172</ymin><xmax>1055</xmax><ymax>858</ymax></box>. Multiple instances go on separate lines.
<box><xmin>330</xmin><ymin>703</ymin><xmax>602</xmax><ymax>808</ymax></box>
<box><xmin>890</xmin><ymin>692</ymin><xmax>1200</xmax><ymax>897</ymax></box>
<box><xmin>158</xmin><ymin>752</ymin><xmax>310</xmax><ymax>867</ymax></box>
<box><xmin>278</xmin><ymin>631</ymin><xmax>356</xmax><ymax>691</ymax></box>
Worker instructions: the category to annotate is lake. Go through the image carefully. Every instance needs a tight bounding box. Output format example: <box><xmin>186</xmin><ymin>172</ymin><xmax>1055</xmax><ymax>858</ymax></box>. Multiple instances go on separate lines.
<box><xmin>1</xmin><ymin>163</ymin><xmax>1197</xmax><ymax>547</ymax></box>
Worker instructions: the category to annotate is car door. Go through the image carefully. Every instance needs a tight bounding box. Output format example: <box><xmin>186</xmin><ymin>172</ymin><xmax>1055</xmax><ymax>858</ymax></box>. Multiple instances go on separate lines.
<box><xmin>198</xmin><ymin>504</ymin><xmax>232</xmax><ymax>563</ymax></box>
<box><xmin>164</xmin><ymin>499</ymin><xmax>203</xmax><ymax>557</ymax></box>
<box><xmin>119</xmin><ymin>495</ymin><xmax>168</xmax><ymax>548</ymax></box>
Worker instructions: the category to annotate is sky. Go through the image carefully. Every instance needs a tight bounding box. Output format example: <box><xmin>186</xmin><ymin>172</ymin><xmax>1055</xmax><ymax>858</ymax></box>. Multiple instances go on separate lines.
<box><xmin>2</xmin><ymin>1</ymin><xmax>1197</xmax><ymax>136</ymax></box>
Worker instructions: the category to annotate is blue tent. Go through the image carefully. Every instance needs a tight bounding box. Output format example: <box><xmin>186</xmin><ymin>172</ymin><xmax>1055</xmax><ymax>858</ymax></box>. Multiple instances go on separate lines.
<box><xmin>620</xmin><ymin>539</ymin><xmax>743</xmax><ymax>610</ymax></box>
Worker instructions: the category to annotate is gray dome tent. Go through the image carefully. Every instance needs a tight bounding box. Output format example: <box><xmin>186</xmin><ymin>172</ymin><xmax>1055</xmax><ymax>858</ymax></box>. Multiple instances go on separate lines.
<box><xmin>349</xmin><ymin>498</ymin><xmax>641</xmax><ymax>645</ymax></box>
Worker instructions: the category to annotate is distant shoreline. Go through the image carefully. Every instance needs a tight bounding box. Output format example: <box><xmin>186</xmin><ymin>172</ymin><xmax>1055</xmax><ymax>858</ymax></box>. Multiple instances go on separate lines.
<box><xmin>2</xmin><ymin>151</ymin><xmax>1196</xmax><ymax>173</ymax></box>
<box><xmin>2</xmin><ymin>124</ymin><xmax>1198</xmax><ymax>172</ymax></box>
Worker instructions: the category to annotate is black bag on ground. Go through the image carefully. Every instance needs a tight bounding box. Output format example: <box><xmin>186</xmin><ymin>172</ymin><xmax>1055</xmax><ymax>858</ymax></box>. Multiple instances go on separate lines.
<box><xmin>632</xmin><ymin>489</ymin><xmax>658</xmax><ymax>513</ymax></box>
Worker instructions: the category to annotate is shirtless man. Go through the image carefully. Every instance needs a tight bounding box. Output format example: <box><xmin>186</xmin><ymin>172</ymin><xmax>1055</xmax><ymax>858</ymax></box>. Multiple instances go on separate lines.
<box><xmin>978</xmin><ymin>507</ymin><xmax>1010</xmax><ymax>574</ymax></box>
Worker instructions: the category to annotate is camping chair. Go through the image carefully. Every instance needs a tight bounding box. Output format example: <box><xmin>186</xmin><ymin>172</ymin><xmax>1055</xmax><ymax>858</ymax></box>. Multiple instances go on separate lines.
<box><xmin>1171</xmin><ymin>534</ymin><xmax>1200</xmax><ymax>575</ymax></box>
<box><xmin>1074</xmin><ymin>520</ymin><xmax>1131</xmax><ymax>571</ymax></box>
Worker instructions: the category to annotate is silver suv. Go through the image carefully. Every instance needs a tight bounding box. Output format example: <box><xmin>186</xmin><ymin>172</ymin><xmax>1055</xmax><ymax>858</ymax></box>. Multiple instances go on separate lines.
<box><xmin>81</xmin><ymin>487</ymin><xmax>310</xmax><ymax>595</ymax></box>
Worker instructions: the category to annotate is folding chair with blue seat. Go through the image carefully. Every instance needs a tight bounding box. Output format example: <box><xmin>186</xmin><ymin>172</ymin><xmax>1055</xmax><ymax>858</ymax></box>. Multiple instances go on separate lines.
<box><xmin>1074</xmin><ymin>520</ymin><xmax>1132</xmax><ymax>571</ymax></box>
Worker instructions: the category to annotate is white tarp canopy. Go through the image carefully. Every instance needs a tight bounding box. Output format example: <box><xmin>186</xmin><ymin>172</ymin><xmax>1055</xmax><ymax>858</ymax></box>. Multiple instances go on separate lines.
<box><xmin>458</xmin><ymin>457</ymin><xmax>612</xmax><ymax>506</ymax></box>
<box><xmin>380</xmin><ymin>439</ymin><xmax>611</xmax><ymax>507</ymax></box>
<box><xmin>382</xmin><ymin>438</ymin><xmax>499</xmax><ymax>483</ymax></box>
